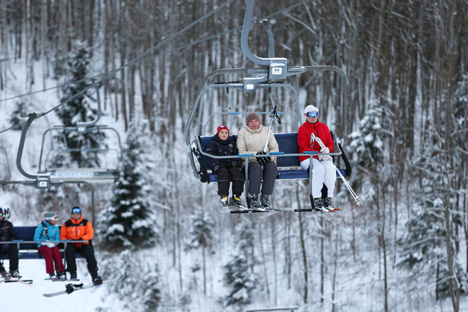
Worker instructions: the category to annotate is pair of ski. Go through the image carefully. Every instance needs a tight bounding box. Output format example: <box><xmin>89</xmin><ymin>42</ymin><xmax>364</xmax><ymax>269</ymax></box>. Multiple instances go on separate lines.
<box><xmin>294</xmin><ymin>207</ymin><xmax>342</xmax><ymax>212</ymax></box>
<box><xmin>1</xmin><ymin>277</ymin><xmax>33</xmax><ymax>284</ymax></box>
<box><xmin>231</xmin><ymin>207</ymin><xmax>342</xmax><ymax>213</ymax></box>
<box><xmin>230</xmin><ymin>206</ymin><xmax>281</xmax><ymax>214</ymax></box>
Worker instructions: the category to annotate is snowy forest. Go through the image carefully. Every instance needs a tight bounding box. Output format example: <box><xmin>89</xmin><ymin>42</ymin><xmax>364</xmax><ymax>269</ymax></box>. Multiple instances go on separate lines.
<box><xmin>1</xmin><ymin>0</ymin><xmax>468</xmax><ymax>311</ymax></box>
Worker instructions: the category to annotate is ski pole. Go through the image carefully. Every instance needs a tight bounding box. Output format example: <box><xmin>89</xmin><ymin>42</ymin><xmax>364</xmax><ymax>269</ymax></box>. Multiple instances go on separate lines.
<box><xmin>311</xmin><ymin>133</ymin><xmax>361</xmax><ymax>206</ymax></box>
<box><xmin>262</xmin><ymin>105</ymin><xmax>281</xmax><ymax>153</ymax></box>
<box><xmin>335</xmin><ymin>166</ymin><xmax>361</xmax><ymax>206</ymax></box>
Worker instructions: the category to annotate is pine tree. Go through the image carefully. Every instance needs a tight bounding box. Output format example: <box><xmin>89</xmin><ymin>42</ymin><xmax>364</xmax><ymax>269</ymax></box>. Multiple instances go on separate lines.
<box><xmin>452</xmin><ymin>73</ymin><xmax>468</xmax><ymax>169</ymax></box>
<box><xmin>349</xmin><ymin>104</ymin><xmax>389</xmax><ymax>202</ymax></box>
<box><xmin>399</xmin><ymin>122</ymin><xmax>467</xmax><ymax>300</ymax></box>
<box><xmin>349</xmin><ymin>104</ymin><xmax>386</xmax><ymax>172</ymax></box>
<box><xmin>101</xmin><ymin>250</ymin><xmax>161</xmax><ymax>312</ymax></box>
<box><xmin>185</xmin><ymin>208</ymin><xmax>215</xmax><ymax>295</ymax></box>
<box><xmin>223</xmin><ymin>218</ymin><xmax>258</xmax><ymax>307</ymax></box>
<box><xmin>55</xmin><ymin>39</ymin><xmax>103</xmax><ymax>168</ymax></box>
<box><xmin>100</xmin><ymin>117</ymin><xmax>157</xmax><ymax>250</ymax></box>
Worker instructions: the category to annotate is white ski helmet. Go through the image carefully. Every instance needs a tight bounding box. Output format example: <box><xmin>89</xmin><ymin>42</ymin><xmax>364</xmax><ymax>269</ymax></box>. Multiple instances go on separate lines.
<box><xmin>304</xmin><ymin>105</ymin><xmax>319</xmax><ymax>115</ymax></box>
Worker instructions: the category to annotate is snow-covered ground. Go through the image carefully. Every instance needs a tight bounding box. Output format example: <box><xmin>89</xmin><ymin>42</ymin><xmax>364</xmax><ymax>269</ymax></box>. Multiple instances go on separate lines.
<box><xmin>1</xmin><ymin>259</ymin><xmax>116</xmax><ymax>311</ymax></box>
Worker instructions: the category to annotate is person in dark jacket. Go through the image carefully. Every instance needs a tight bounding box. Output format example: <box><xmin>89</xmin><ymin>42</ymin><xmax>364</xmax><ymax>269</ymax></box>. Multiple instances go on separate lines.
<box><xmin>34</xmin><ymin>212</ymin><xmax>66</xmax><ymax>280</ymax></box>
<box><xmin>0</xmin><ymin>207</ymin><xmax>19</xmax><ymax>278</ymax></box>
<box><xmin>205</xmin><ymin>125</ymin><xmax>245</xmax><ymax>209</ymax></box>
<box><xmin>60</xmin><ymin>206</ymin><xmax>102</xmax><ymax>285</ymax></box>
<box><xmin>297</xmin><ymin>105</ymin><xmax>336</xmax><ymax>211</ymax></box>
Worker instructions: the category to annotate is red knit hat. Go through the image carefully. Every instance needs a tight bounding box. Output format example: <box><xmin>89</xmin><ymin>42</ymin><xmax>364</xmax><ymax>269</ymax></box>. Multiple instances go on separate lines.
<box><xmin>217</xmin><ymin>125</ymin><xmax>229</xmax><ymax>136</ymax></box>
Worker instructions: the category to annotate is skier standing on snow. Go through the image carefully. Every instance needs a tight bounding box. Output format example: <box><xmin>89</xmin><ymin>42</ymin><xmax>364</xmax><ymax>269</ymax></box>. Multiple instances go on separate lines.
<box><xmin>237</xmin><ymin>112</ymin><xmax>279</xmax><ymax>210</ymax></box>
<box><xmin>60</xmin><ymin>206</ymin><xmax>102</xmax><ymax>285</ymax></box>
<box><xmin>297</xmin><ymin>105</ymin><xmax>336</xmax><ymax>211</ymax></box>
<box><xmin>0</xmin><ymin>207</ymin><xmax>20</xmax><ymax>278</ymax></box>
<box><xmin>206</xmin><ymin>125</ymin><xmax>246</xmax><ymax>209</ymax></box>
<box><xmin>34</xmin><ymin>212</ymin><xmax>66</xmax><ymax>280</ymax></box>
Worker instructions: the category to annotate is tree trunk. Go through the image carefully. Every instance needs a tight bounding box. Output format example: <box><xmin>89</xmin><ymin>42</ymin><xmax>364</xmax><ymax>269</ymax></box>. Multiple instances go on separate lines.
<box><xmin>320</xmin><ymin>216</ymin><xmax>324</xmax><ymax>305</ymax></box>
<box><xmin>271</xmin><ymin>220</ymin><xmax>278</xmax><ymax>304</ymax></box>
<box><xmin>258</xmin><ymin>226</ymin><xmax>270</xmax><ymax>299</ymax></box>
<box><xmin>297</xmin><ymin>188</ymin><xmax>308</xmax><ymax>304</ymax></box>
<box><xmin>202</xmin><ymin>245</ymin><xmax>206</xmax><ymax>296</ymax></box>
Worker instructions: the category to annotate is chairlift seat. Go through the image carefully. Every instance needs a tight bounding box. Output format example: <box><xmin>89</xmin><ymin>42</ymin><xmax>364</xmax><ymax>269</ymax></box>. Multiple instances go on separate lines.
<box><xmin>48</xmin><ymin>168</ymin><xmax>118</xmax><ymax>183</ymax></box>
<box><xmin>0</xmin><ymin>226</ymin><xmax>84</xmax><ymax>260</ymax></box>
<box><xmin>198</xmin><ymin>133</ymin><xmax>345</xmax><ymax>183</ymax></box>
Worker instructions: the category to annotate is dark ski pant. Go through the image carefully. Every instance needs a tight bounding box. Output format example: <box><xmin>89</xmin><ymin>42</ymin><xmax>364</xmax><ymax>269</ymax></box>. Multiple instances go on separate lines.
<box><xmin>65</xmin><ymin>243</ymin><xmax>98</xmax><ymax>278</ymax></box>
<box><xmin>0</xmin><ymin>243</ymin><xmax>19</xmax><ymax>272</ymax></box>
<box><xmin>217</xmin><ymin>167</ymin><xmax>244</xmax><ymax>197</ymax></box>
<box><xmin>38</xmin><ymin>245</ymin><xmax>65</xmax><ymax>274</ymax></box>
<box><xmin>247</xmin><ymin>161</ymin><xmax>277</xmax><ymax>195</ymax></box>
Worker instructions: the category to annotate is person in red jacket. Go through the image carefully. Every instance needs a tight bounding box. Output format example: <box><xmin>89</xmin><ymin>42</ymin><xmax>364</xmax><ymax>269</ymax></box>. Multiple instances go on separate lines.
<box><xmin>297</xmin><ymin>105</ymin><xmax>336</xmax><ymax>211</ymax></box>
<box><xmin>60</xmin><ymin>206</ymin><xmax>102</xmax><ymax>284</ymax></box>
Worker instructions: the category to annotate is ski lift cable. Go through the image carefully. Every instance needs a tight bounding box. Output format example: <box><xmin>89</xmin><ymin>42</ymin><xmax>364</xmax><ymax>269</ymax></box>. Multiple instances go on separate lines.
<box><xmin>1</xmin><ymin>0</ymin><xmax>236</xmax><ymax>127</ymax></box>
<box><xmin>40</xmin><ymin>0</ymin><xmax>236</xmax><ymax>117</ymax></box>
<box><xmin>0</xmin><ymin>0</ymin><xmax>315</xmax><ymax>135</ymax></box>
<box><xmin>0</xmin><ymin>0</ymin><xmax>314</xmax><ymax>107</ymax></box>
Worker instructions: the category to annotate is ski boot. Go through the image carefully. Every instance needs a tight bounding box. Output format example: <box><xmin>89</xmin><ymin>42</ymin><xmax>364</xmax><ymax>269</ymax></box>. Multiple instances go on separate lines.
<box><xmin>0</xmin><ymin>270</ymin><xmax>8</xmax><ymax>280</ymax></box>
<box><xmin>70</xmin><ymin>272</ymin><xmax>78</xmax><ymax>281</ymax></box>
<box><xmin>91</xmin><ymin>271</ymin><xmax>103</xmax><ymax>285</ymax></box>
<box><xmin>93</xmin><ymin>276</ymin><xmax>103</xmax><ymax>285</ymax></box>
<box><xmin>57</xmin><ymin>271</ymin><xmax>67</xmax><ymax>280</ymax></box>
<box><xmin>313</xmin><ymin>198</ymin><xmax>329</xmax><ymax>212</ymax></box>
<box><xmin>247</xmin><ymin>193</ymin><xmax>265</xmax><ymax>212</ymax></box>
<box><xmin>322</xmin><ymin>197</ymin><xmax>334</xmax><ymax>211</ymax></box>
<box><xmin>220</xmin><ymin>195</ymin><xmax>229</xmax><ymax>209</ymax></box>
<box><xmin>230</xmin><ymin>195</ymin><xmax>247</xmax><ymax>211</ymax></box>
<box><xmin>261</xmin><ymin>194</ymin><xmax>278</xmax><ymax>211</ymax></box>
<box><xmin>10</xmin><ymin>270</ymin><xmax>20</xmax><ymax>279</ymax></box>
<box><xmin>49</xmin><ymin>273</ymin><xmax>57</xmax><ymax>280</ymax></box>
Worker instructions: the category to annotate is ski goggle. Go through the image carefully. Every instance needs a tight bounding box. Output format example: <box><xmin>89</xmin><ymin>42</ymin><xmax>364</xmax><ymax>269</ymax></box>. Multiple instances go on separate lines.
<box><xmin>72</xmin><ymin>208</ymin><xmax>81</xmax><ymax>214</ymax></box>
<box><xmin>50</xmin><ymin>215</ymin><xmax>59</xmax><ymax>221</ymax></box>
<box><xmin>305</xmin><ymin>112</ymin><xmax>319</xmax><ymax>118</ymax></box>
<box><xmin>0</xmin><ymin>213</ymin><xmax>3</xmax><ymax>217</ymax></box>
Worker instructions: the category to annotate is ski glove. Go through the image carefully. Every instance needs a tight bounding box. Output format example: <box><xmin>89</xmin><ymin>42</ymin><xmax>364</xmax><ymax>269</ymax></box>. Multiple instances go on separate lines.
<box><xmin>230</xmin><ymin>159</ymin><xmax>241</xmax><ymax>168</ymax></box>
<box><xmin>256</xmin><ymin>151</ymin><xmax>271</xmax><ymax>166</ymax></box>
<box><xmin>211</xmin><ymin>162</ymin><xmax>221</xmax><ymax>174</ymax></box>
<box><xmin>42</xmin><ymin>241</ymin><xmax>55</xmax><ymax>248</ymax></box>
<box><xmin>319</xmin><ymin>147</ymin><xmax>333</xmax><ymax>161</ymax></box>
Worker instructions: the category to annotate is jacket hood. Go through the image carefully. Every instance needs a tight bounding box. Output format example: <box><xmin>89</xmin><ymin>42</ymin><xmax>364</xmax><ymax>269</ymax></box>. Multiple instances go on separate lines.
<box><xmin>244</xmin><ymin>124</ymin><xmax>264</xmax><ymax>134</ymax></box>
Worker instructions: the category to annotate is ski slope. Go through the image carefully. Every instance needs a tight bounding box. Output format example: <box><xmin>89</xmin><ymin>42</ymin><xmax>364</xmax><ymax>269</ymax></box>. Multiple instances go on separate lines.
<box><xmin>0</xmin><ymin>259</ymin><xmax>117</xmax><ymax>311</ymax></box>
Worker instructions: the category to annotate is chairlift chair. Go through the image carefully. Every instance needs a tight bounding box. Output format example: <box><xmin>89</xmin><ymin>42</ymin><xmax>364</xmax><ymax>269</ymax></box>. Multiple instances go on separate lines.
<box><xmin>15</xmin><ymin>86</ymin><xmax>122</xmax><ymax>190</ymax></box>
<box><xmin>185</xmin><ymin>0</ymin><xmax>357</xmax><ymax>211</ymax></box>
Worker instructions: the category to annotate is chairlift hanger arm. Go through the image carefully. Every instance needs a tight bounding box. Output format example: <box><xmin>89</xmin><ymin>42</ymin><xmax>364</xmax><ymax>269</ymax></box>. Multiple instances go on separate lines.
<box><xmin>185</xmin><ymin>68</ymin><xmax>251</xmax><ymax>146</ymax></box>
<box><xmin>241</xmin><ymin>0</ymin><xmax>287</xmax><ymax>68</ymax></box>
<box><xmin>17</xmin><ymin>113</ymin><xmax>41</xmax><ymax>180</ymax></box>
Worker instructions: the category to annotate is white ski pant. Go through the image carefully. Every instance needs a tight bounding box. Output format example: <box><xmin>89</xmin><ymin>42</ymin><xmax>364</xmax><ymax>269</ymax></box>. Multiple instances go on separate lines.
<box><xmin>300</xmin><ymin>158</ymin><xmax>336</xmax><ymax>198</ymax></box>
